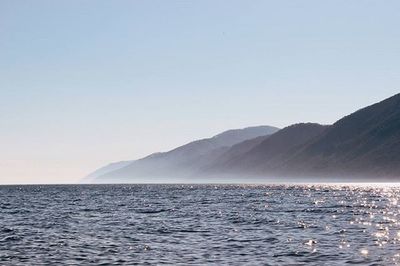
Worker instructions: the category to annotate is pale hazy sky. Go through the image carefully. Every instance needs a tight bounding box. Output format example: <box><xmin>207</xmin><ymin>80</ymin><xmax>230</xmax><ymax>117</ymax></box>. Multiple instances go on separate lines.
<box><xmin>1</xmin><ymin>1</ymin><xmax>399</xmax><ymax>184</ymax></box>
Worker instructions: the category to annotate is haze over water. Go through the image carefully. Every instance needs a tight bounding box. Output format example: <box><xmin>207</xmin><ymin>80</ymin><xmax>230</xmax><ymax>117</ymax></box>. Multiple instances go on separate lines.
<box><xmin>2</xmin><ymin>183</ymin><xmax>400</xmax><ymax>265</ymax></box>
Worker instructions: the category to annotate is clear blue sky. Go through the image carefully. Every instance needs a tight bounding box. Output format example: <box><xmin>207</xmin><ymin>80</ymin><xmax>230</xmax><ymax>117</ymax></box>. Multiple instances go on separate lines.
<box><xmin>1</xmin><ymin>0</ymin><xmax>399</xmax><ymax>184</ymax></box>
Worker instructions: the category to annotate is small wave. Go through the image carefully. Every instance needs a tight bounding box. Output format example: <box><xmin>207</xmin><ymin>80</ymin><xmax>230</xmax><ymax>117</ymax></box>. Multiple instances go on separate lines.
<box><xmin>135</xmin><ymin>209</ymin><xmax>171</xmax><ymax>214</ymax></box>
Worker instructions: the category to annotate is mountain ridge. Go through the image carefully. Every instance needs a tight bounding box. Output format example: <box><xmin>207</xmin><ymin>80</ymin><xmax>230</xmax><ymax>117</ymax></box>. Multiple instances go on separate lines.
<box><xmin>89</xmin><ymin>125</ymin><xmax>279</xmax><ymax>182</ymax></box>
<box><xmin>86</xmin><ymin>93</ymin><xmax>400</xmax><ymax>183</ymax></box>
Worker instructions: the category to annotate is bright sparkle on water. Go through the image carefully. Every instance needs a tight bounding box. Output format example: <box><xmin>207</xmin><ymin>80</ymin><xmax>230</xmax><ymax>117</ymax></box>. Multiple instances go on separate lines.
<box><xmin>1</xmin><ymin>184</ymin><xmax>400</xmax><ymax>265</ymax></box>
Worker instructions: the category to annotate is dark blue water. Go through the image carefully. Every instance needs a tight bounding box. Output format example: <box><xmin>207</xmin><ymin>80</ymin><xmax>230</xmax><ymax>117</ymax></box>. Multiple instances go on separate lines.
<box><xmin>1</xmin><ymin>184</ymin><xmax>400</xmax><ymax>265</ymax></box>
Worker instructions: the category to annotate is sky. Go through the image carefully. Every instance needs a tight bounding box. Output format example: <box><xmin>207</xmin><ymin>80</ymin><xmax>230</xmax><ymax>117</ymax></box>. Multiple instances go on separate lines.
<box><xmin>0</xmin><ymin>0</ymin><xmax>399</xmax><ymax>184</ymax></box>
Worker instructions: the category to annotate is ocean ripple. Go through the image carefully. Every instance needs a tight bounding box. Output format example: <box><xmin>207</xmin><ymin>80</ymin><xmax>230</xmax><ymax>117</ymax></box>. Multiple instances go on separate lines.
<box><xmin>1</xmin><ymin>184</ymin><xmax>400</xmax><ymax>265</ymax></box>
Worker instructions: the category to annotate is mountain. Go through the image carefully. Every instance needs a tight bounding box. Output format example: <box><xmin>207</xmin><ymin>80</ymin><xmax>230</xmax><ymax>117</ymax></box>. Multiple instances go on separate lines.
<box><xmin>208</xmin><ymin>93</ymin><xmax>400</xmax><ymax>180</ymax></box>
<box><xmin>82</xmin><ymin>161</ymin><xmax>133</xmax><ymax>183</ymax></box>
<box><xmin>89</xmin><ymin>125</ymin><xmax>279</xmax><ymax>182</ymax></box>
<box><xmin>205</xmin><ymin>123</ymin><xmax>329</xmax><ymax>177</ymax></box>
<box><xmin>87</xmin><ymin>93</ymin><xmax>400</xmax><ymax>183</ymax></box>
<box><xmin>284</xmin><ymin>93</ymin><xmax>400</xmax><ymax>179</ymax></box>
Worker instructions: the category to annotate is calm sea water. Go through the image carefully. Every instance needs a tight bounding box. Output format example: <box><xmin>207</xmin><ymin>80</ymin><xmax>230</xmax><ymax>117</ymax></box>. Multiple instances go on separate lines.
<box><xmin>1</xmin><ymin>184</ymin><xmax>400</xmax><ymax>265</ymax></box>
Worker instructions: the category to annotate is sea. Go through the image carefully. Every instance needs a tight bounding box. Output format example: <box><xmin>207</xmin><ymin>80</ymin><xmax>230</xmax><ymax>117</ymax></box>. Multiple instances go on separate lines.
<box><xmin>1</xmin><ymin>184</ymin><xmax>400</xmax><ymax>265</ymax></box>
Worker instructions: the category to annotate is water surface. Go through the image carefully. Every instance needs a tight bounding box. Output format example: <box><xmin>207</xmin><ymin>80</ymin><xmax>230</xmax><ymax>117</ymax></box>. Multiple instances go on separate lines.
<box><xmin>1</xmin><ymin>184</ymin><xmax>400</xmax><ymax>265</ymax></box>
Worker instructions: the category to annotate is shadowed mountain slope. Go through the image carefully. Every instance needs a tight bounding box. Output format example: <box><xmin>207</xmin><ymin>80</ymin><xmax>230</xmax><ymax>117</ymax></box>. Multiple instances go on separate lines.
<box><xmin>284</xmin><ymin>93</ymin><xmax>400</xmax><ymax>178</ymax></box>
<box><xmin>207</xmin><ymin>94</ymin><xmax>400</xmax><ymax>180</ymax></box>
